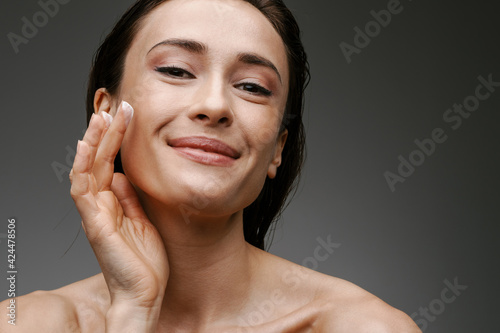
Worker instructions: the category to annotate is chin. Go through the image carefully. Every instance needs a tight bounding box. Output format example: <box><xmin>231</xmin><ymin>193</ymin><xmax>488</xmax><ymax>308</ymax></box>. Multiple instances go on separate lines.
<box><xmin>129</xmin><ymin>168</ymin><xmax>240</xmax><ymax>215</ymax></box>
<box><xmin>121</xmin><ymin>147</ymin><xmax>266</xmax><ymax>219</ymax></box>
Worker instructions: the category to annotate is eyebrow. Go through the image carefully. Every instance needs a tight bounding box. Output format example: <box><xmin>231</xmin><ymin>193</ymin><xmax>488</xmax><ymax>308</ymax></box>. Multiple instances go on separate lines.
<box><xmin>148</xmin><ymin>38</ymin><xmax>207</xmax><ymax>55</ymax></box>
<box><xmin>237</xmin><ymin>53</ymin><xmax>282</xmax><ymax>85</ymax></box>
<box><xmin>148</xmin><ymin>38</ymin><xmax>282</xmax><ymax>85</ymax></box>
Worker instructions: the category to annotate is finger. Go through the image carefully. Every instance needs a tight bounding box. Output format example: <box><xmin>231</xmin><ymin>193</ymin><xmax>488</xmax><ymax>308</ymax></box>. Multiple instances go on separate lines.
<box><xmin>94</xmin><ymin>101</ymin><xmax>134</xmax><ymax>191</ymax></box>
<box><xmin>111</xmin><ymin>173</ymin><xmax>148</xmax><ymax>221</ymax></box>
<box><xmin>98</xmin><ymin>110</ymin><xmax>114</xmax><ymax>139</ymax></box>
<box><xmin>70</xmin><ymin>112</ymin><xmax>112</xmax><ymax>185</ymax></box>
<box><xmin>70</xmin><ymin>140</ymin><xmax>99</xmax><ymax>222</ymax></box>
<box><xmin>81</xmin><ymin>113</ymin><xmax>106</xmax><ymax>173</ymax></box>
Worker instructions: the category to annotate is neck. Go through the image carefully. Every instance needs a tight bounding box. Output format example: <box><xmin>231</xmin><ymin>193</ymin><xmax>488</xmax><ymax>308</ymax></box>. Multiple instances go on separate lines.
<box><xmin>141</xmin><ymin>195</ymin><xmax>260</xmax><ymax>329</ymax></box>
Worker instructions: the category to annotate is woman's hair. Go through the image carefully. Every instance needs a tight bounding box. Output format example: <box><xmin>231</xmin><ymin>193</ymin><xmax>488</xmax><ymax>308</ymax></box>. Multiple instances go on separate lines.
<box><xmin>86</xmin><ymin>0</ymin><xmax>309</xmax><ymax>250</ymax></box>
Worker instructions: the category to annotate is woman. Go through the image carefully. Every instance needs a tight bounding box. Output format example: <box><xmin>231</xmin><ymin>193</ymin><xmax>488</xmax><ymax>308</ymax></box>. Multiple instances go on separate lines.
<box><xmin>1</xmin><ymin>0</ymin><xmax>420</xmax><ymax>331</ymax></box>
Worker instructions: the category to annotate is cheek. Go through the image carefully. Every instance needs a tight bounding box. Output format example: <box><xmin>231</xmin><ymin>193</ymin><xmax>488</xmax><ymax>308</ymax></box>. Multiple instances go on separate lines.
<box><xmin>121</xmin><ymin>82</ymin><xmax>166</xmax><ymax>115</ymax></box>
<box><xmin>119</xmin><ymin>68</ymin><xmax>151</xmax><ymax>107</ymax></box>
<box><xmin>245</xmin><ymin>109</ymin><xmax>283</xmax><ymax>161</ymax></box>
<box><xmin>119</xmin><ymin>121</ymin><xmax>149</xmax><ymax>184</ymax></box>
<box><xmin>255</xmin><ymin>126</ymin><xmax>279</xmax><ymax>154</ymax></box>
<box><xmin>118</xmin><ymin>106</ymin><xmax>167</xmax><ymax>193</ymax></box>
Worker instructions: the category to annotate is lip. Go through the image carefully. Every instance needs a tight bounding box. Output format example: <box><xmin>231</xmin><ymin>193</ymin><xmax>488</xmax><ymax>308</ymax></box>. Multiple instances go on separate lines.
<box><xmin>168</xmin><ymin>136</ymin><xmax>240</xmax><ymax>166</ymax></box>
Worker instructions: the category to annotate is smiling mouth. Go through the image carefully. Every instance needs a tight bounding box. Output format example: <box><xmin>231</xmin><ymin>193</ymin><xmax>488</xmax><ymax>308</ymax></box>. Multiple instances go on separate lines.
<box><xmin>168</xmin><ymin>136</ymin><xmax>240</xmax><ymax>166</ymax></box>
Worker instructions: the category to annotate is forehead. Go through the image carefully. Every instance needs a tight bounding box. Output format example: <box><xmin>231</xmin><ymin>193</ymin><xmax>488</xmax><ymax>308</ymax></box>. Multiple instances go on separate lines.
<box><xmin>128</xmin><ymin>0</ymin><xmax>288</xmax><ymax>79</ymax></box>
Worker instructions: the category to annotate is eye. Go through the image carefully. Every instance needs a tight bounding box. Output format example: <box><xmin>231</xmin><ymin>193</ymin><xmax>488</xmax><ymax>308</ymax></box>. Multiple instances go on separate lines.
<box><xmin>236</xmin><ymin>82</ymin><xmax>272</xmax><ymax>97</ymax></box>
<box><xmin>155</xmin><ymin>66</ymin><xmax>195</xmax><ymax>79</ymax></box>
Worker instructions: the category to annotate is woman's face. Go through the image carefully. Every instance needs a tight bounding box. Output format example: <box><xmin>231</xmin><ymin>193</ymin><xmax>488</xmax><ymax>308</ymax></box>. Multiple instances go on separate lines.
<box><xmin>109</xmin><ymin>0</ymin><xmax>289</xmax><ymax>216</ymax></box>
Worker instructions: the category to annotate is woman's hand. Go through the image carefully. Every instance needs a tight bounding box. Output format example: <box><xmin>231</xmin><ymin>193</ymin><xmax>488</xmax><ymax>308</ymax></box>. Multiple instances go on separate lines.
<box><xmin>69</xmin><ymin>101</ymin><xmax>168</xmax><ymax>332</ymax></box>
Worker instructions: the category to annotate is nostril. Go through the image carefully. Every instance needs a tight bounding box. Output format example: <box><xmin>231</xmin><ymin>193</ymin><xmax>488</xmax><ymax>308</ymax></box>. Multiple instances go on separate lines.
<box><xmin>194</xmin><ymin>113</ymin><xmax>230</xmax><ymax>125</ymax></box>
<box><xmin>218</xmin><ymin>117</ymin><xmax>228</xmax><ymax>124</ymax></box>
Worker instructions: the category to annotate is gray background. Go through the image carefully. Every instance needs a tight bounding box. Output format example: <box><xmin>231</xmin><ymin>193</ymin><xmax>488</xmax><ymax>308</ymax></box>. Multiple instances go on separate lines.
<box><xmin>1</xmin><ymin>0</ymin><xmax>499</xmax><ymax>332</ymax></box>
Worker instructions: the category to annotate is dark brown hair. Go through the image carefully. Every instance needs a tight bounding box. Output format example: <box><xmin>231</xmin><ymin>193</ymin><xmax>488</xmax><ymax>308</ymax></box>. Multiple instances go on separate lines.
<box><xmin>86</xmin><ymin>0</ymin><xmax>309</xmax><ymax>250</ymax></box>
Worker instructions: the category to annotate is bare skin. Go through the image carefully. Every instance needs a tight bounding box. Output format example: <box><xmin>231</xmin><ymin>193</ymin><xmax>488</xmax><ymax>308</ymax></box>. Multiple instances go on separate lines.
<box><xmin>1</xmin><ymin>255</ymin><xmax>419</xmax><ymax>332</ymax></box>
<box><xmin>0</xmin><ymin>0</ymin><xmax>421</xmax><ymax>332</ymax></box>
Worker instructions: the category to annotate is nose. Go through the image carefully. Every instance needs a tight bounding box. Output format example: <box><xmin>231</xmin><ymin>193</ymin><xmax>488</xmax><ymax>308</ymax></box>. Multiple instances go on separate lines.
<box><xmin>188</xmin><ymin>76</ymin><xmax>233</xmax><ymax>127</ymax></box>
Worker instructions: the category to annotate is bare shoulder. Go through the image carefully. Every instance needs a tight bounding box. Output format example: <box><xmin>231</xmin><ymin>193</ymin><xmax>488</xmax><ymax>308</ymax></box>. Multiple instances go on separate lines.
<box><xmin>257</xmin><ymin>250</ymin><xmax>420</xmax><ymax>332</ymax></box>
<box><xmin>312</xmin><ymin>273</ymin><xmax>421</xmax><ymax>332</ymax></box>
<box><xmin>0</xmin><ymin>289</ymin><xmax>78</xmax><ymax>332</ymax></box>
<box><xmin>0</xmin><ymin>273</ymin><xmax>109</xmax><ymax>333</ymax></box>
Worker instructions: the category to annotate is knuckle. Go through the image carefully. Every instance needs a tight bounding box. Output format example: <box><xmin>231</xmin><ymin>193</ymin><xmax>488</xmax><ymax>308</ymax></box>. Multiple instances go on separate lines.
<box><xmin>96</xmin><ymin>154</ymin><xmax>115</xmax><ymax>167</ymax></box>
<box><xmin>103</xmin><ymin>154</ymin><xmax>116</xmax><ymax>165</ymax></box>
<box><xmin>115</xmin><ymin>123</ymin><xmax>127</xmax><ymax>135</ymax></box>
<box><xmin>69</xmin><ymin>187</ymin><xmax>79</xmax><ymax>198</ymax></box>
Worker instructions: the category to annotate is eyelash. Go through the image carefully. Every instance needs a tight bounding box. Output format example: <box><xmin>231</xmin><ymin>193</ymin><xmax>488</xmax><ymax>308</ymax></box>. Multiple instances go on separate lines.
<box><xmin>154</xmin><ymin>66</ymin><xmax>273</xmax><ymax>97</ymax></box>
<box><xmin>237</xmin><ymin>82</ymin><xmax>272</xmax><ymax>97</ymax></box>
<box><xmin>155</xmin><ymin>66</ymin><xmax>194</xmax><ymax>79</ymax></box>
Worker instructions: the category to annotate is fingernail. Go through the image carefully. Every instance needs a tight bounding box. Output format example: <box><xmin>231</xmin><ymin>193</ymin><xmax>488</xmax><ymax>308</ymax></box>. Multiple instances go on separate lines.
<box><xmin>121</xmin><ymin>101</ymin><xmax>134</xmax><ymax>127</ymax></box>
<box><xmin>99</xmin><ymin>110</ymin><xmax>113</xmax><ymax>128</ymax></box>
